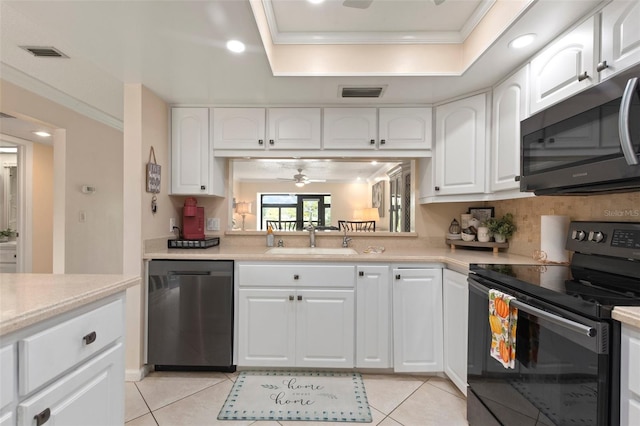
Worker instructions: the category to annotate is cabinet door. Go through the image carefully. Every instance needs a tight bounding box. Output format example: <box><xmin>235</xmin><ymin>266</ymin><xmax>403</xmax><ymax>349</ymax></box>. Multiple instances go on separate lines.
<box><xmin>296</xmin><ymin>289</ymin><xmax>355</xmax><ymax>368</ymax></box>
<box><xmin>620</xmin><ymin>325</ymin><xmax>640</xmax><ymax>426</ymax></box>
<box><xmin>443</xmin><ymin>269</ymin><xmax>468</xmax><ymax>396</ymax></box>
<box><xmin>434</xmin><ymin>93</ymin><xmax>487</xmax><ymax>195</ymax></box>
<box><xmin>392</xmin><ymin>268</ymin><xmax>443</xmax><ymax>372</ymax></box>
<box><xmin>267</xmin><ymin>108</ymin><xmax>321</xmax><ymax>150</ymax></box>
<box><xmin>491</xmin><ymin>66</ymin><xmax>529</xmax><ymax>192</ymax></box>
<box><xmin>17</xmin><ymin>343</ymin><xmax>124</xmax><ymax>426</ymax></box>
<box><xmin>530</xmin><ymin>16</ymin><xmax>596</xmax><ymax>114</ymax></box>
<box><xmin>356</xmin><ymin>265</ymin><xmax>391</xmax><ymax>368</ymax></box>
<box><xmin>211</xmin><ymin>108</ymin><xmax>266</xmax><ymax>150</ymax></box>
<box><xmin>323</xmin><ymin>108</ymin><xmax>377</xmax><ymax>149</ymax></box>
<box><xmin>0</xmin><ymin>345</ymin><xmax>15</xmax><ymax>412</ymax></box>
<box><xmin>171</xmin><ymin>108</ymin><xmax>220</xmax><ymax>196</ymax></box>
<box><xmin>237</xmin><ymin>289</ymin><xmax>296</xmax><ymax>366</ymax></box>
<box><xmin>378</xmin><ymin>108</ymin><xmax>432</xmax><ymax>150</ymax></box>
<box><xmin>600</xmin><ymin>0</ymin><xmax>640</xmax><ymax>80</ymax></box>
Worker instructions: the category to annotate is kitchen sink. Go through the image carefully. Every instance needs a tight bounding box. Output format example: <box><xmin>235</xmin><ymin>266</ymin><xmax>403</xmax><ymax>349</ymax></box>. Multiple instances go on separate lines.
<box><xmin>265</xmin><ymin>247</ymin><xmax>358</xmax><ymax>255</ymax></box>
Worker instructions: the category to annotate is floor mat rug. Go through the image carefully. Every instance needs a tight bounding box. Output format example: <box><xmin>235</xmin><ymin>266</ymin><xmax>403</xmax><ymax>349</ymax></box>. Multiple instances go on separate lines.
<box><xmin>217</xmin><ymin>370</ymin><xmax>372</xmax><ymax>422</ymax></box>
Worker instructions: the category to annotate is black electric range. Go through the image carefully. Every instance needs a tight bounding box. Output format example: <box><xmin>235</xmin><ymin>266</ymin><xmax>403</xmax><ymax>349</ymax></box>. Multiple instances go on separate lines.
<box><xmin>467</xmin><ymin>221</ymin><xmax>640</xmax><ymax>426</ymax></box>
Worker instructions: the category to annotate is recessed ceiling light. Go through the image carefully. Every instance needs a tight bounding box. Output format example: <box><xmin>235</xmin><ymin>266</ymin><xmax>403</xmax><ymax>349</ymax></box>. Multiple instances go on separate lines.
<box><xmin>509</xmin><ymin>34</ymin><xmax>536</xmax><ymax>49</ymax></box>
<box><xmin>308</xmin><ymin>0</ymin><xmax>325</xmax><ymax>4</ymax></box>
<box><xmin>32</xmin><ymin>131</ymin><xmax>51</xmax><ymax>137</ymax></box>
<box><xmin>371</xmin><ymin>161</ymin><xmax>378</xmax><ymax>165</ymax></box>
<box><xmin>0</xmin><ymin>147</ymin><xmax>18</xmax><ymax>153</ymax></box>
<box><xmin>226</xmin><ymin>40</ymin><xmax>245</xmax><ymax>53</ymax></box>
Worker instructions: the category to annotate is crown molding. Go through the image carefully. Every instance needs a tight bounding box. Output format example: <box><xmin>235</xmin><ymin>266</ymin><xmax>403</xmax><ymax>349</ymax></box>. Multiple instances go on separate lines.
<box><xmin>263</xmin><ymin>0</ymin><xmax>496</xmax><ymax>45</ymax></box>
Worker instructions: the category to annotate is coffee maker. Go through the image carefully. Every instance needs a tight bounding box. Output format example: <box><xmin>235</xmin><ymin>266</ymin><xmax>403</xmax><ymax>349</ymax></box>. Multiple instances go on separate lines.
<box><xmin>182</xmin><ymin>197</ymin><xmax>204</xmax><ymax>240</ymax></box>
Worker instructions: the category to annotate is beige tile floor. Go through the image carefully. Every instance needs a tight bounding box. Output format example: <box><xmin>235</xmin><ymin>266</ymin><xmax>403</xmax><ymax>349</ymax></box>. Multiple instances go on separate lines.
<box><xmin>125</xmin><ymin>371</ymin><xmax>468</xmax><ymax>426</ymax></box>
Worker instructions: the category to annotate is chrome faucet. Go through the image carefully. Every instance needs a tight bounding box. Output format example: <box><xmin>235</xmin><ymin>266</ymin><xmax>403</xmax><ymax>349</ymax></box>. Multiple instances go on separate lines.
<box><xmin>342</xmin><ymin>228</ymin><xmax>352</xmax><ymax>248</ymax></box>
<box><xmin>306</xmin><ymin>222</ymin><xmax>316</xmax><ymax>248</ymax></box>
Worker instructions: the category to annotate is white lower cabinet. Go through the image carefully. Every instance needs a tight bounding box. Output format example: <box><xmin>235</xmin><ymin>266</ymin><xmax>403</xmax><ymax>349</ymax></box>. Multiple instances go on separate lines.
<box><xmin>236</xmin><ymin>263</ymin><xmax>355</xmax><ymax>368</ymax></box>
<box><xmin>17</xmin><ymin>343</ymin><xmax>124</xmax><ymax>426</ymax></box>
<box><xmin>392</xmin><ymin>267</ymin><xmax>443</xmax><ymax>372</ymax></box>
<box><xmin>442</xmin><ymin>269</ymin><xmax>468</xmax><ymax>396</ymax></box>
<box><xmin>621</xmin><ymin>324</ymin><xmax>640</xmax><ymax>426</ymax></box>
<box><xmin>356</xmin><ymin>265</ymin><xmax>391</xmax><ymax>368</ymax></box>
<box><xmin>0</xmin><ymin>294</ymin><xmax>125</xmax><ymax>426</ymax></box>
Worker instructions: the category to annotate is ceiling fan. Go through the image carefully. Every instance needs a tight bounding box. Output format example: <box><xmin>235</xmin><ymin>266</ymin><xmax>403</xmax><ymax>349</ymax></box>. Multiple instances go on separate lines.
<box><xmin>278</xmin><ymin>168</ymin><xmax>326</xmax><ymax>187</ymax></box>
<box><xmin>342</xmin><ymin>0</ymin><xmax>444</xmax><ymax>9</ymax></box>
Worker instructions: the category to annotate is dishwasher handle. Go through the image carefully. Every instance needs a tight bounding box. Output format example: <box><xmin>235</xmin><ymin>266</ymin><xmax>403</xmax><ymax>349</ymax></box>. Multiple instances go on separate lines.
<box><xmin>167</xmin><ymin>271</ymin><xmax>213</xmax><ymax>276</ymax></box>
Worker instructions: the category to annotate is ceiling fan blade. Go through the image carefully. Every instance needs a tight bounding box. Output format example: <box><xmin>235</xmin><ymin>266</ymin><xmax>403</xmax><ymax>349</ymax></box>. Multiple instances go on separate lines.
<box><xmin>343</xmin><ymin>0</ymin><xmax>373</xmax><ymax>9</ymax></box>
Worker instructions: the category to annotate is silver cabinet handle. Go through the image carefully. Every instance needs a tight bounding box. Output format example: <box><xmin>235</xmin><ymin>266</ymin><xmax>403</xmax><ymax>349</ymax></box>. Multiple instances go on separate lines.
<box><xmin>619</xmin><ymin>77</ymin><xmax>639</xmax><ymax>165</ymax></box>
<box><xmin>258</xmin><ymin>139</ymin><xmax>264</xmax><ymax>145</ymax></box>
<box><xmin>370</xmin><ymin>139</ymin><xmax>375</xmax><ymax>145</ymax></box>
<box><xmin>289</xmin><ymin>295</ymin><xmax>294</xmax><ymax>301</ymax></box>
<box><xmin>596</xmin><ymin>61</ymin><xmax>608</xmax><ymax>72</ymax></box>
<box><xmin>577</xmin><ymin>71</ymin><xmax>589</xmax><ymax>82</ymax></box>
<box><xmin>83</xmin><ymin>331</ymin><xmax>97</xmax><ymax>345</ymax></box>
<box><xmin>297</xmin><ymin>295</ymin><xmax>302</xmax><ymax>301</ymax></box>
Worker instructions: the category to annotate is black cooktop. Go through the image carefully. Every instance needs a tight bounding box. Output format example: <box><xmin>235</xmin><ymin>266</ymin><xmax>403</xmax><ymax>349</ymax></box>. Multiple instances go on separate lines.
<box><xmin>470</xmin><ymin>262</ymin><xmax>640</xmax><ymax>319</ymax></box>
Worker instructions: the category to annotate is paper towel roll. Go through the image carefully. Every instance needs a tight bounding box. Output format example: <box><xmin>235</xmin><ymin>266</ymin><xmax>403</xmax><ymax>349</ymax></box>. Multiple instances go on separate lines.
<box><xmin>540</xmin><ymin>215</ymin><xmax>570</xmax><ymax>263</ymax></box>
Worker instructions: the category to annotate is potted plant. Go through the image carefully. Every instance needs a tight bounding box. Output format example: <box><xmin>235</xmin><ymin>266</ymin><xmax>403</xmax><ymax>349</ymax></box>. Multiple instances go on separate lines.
<box><xmin>0</xmin><ymin>228</ymin><xmax>15</xmax><ymax>242</ymax></box>
<box><xmin>486</xmin><ymin>213</ymin><xmax>516</xmax><ymax>243</ymax></box>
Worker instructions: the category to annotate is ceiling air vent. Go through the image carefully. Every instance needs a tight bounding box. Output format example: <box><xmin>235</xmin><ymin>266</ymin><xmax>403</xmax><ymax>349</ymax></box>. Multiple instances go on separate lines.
<box><xmin>20</xmin><ymin>46</ymin><xmax>68</xmax><ymax>58</ymax></box>
<box><xmin>0</xmin><ymin>112</ymin><xmax>16</xmax><ymax>119</ymax></box>
<box><xmin>340</xmin><ymin>86</ymin><xmax>386</xmax><ymax>98</ymax></box>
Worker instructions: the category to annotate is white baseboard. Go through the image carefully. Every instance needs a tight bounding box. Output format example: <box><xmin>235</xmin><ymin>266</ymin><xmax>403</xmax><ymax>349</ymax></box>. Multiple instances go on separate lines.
<box><xmin>125</xmin><ymin>365</ymin><xmax>150</xmax><ymax>382</ymax></box>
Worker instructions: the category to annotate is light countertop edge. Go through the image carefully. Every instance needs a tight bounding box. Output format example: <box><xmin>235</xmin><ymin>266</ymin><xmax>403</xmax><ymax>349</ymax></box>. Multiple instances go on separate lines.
<box><xmin>1</xmin><ymin>274</ymin><xmax>140</xmax><ymax>337</ymax></box>
<box><xmin>612</xmin><ymin>307</ymin><xmax>640</xmax><ymax>329</ymax></box>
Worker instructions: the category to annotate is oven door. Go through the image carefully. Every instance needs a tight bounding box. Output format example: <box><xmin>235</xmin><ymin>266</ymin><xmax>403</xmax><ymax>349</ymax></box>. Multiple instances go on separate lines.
<box><xmin>467</xmin><ymin>277</ymin><xmax>613</xmax><ymax>426</ymax></box>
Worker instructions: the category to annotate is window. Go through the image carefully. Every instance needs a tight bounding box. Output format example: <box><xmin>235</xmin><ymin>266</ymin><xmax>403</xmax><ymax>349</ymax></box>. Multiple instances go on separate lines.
<box><xmin>261</xmin><ymin>194</ymin><xmax>331</xmax><ymax>230</ymax></box>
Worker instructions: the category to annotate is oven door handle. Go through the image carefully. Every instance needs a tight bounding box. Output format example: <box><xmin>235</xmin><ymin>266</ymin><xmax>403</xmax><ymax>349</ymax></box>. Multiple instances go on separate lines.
<box><xmin>619</xmin><ymin>77</ymin><xmax>639</xmax><ymax>166</ymax></box>
<box><xmin>469</xmin><ymin>280</ymin><xmax>597</xmax><ymax>338</ymax></box>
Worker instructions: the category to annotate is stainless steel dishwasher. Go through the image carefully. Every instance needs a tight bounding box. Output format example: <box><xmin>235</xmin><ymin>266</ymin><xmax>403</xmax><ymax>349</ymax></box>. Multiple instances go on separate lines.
<box><xmin>147</xmin><ymin>260</ymin><xmax>234</xmax><ymax>371</ymax></box>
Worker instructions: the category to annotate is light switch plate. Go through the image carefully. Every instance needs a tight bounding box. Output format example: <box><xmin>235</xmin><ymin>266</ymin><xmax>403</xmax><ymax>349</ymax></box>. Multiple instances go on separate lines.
<box><xmin>206</xmin><ymin>218</ymin><xmax>220</xmax><ymax>231</ymax></box>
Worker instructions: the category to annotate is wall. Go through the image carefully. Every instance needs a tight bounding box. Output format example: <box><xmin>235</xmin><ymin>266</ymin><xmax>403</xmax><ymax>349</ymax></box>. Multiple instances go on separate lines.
<box><xmin>0</xmin><ymin>80</ymin><xmax>124</xmax><ymax>273</ymax></box>
<box><xmin>31</xmin><ymin>143</ymin><xmax>53</xmax><ymax>272</ymax></box>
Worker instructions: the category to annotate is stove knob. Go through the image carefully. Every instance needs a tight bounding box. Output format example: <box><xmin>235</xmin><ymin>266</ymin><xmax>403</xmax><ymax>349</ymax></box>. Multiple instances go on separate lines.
<box><xmin>590</xmin><ymin>231</ymin><xmax>605</xmax><ymax>243</ymax></box>
<box><xmin>573</xmin><ymin>230</ymin><xmax>586</xmax><ymax>241</ymax></box>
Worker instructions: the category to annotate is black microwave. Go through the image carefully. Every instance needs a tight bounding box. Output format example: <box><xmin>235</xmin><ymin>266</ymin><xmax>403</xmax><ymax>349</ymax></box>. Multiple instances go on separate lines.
<box><xmin>520</xmin><ymin>64</ymin><xmax>640</xmax><ymax>195</ymax></box>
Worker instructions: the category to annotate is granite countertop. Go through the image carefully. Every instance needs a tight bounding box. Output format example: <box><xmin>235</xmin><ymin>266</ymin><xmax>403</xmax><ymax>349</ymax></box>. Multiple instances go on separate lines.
<box><xmin>0</xmin><ymin>274</ymin><xmax>140</xmax><ymax>336</ymax></box>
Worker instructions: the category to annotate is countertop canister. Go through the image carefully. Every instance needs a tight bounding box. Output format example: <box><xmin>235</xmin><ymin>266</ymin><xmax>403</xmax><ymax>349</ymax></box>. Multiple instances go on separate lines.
<box><xmin>540</xmin><ymin>215</ymin><xmax>570</xmax><ymax>263</ymax></box>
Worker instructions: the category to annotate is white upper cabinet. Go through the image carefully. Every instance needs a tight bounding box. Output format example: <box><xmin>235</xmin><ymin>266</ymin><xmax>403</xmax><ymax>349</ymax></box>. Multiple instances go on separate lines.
<box><xmin>211</xmin><ymin>108</ymin><xmax>266</xmax><ymax>150</ymax></box>
<box><xmin>433</xmin><ymin>93</ymin><xmax>487</xmax><ymax>196</ymax></box>
<box><xmin>323</xmin><ymin>107</ymin><xmax>432</xmax><ymax>151</ymax></box>
<box><xmin>323</xmin><ymin>108</ymin><xmax>377</xmax><ymax>150</ymax></box>
<box><xmin>491</xmin><ymin>66</ymin><xmax>529</xmax><ymax>192</ymax></box>
<box><xmin>171</xmin><ymin>107</ymin><xmax>225</xmax><ymax>197</ymax></box>
<box><xmin>529</xmin><ymin>16</ymin><xmax>596</xmax><ymax>114</ymax></box>
<box><xmin>267</xmin><ymin>108</ymin><xmax>321</xmax><ymax>150</ymax></box>
<box><xmin>600</xmin><ymin>0</ymin><xmax>640</xmax><ymax>80</ymax></box>
<box><xmin>378</xmin><ymin>108</ymin><xmax>432</xmax><ymax>150</ymax></box>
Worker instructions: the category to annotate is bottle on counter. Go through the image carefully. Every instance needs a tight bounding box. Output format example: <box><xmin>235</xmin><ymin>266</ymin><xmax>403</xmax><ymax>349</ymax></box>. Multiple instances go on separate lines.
<box><xmin>266</xmin><ymin>225</ymin><xmax>274</xmax><ymax>247</ymax></box>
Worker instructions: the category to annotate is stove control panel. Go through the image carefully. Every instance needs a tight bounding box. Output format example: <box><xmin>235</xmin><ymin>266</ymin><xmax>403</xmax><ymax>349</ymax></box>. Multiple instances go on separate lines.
<box><xmin>567</xmin><ymin>221</ymin><xmax>640</xmax><ymax>260</ymax></box>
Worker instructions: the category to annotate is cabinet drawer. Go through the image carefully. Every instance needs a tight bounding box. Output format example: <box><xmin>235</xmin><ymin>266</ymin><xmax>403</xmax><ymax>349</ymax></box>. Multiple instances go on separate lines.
<box><xmin>0</xmin><ymin>345</ymin><xmax>15</xmax><ymax>411</ymax></box>
<box><xmin>238</xmin><ymin>264</ymin><xmax>355</xmax><ymax>287</ymax></box>
<box><xmin>0</xmin><ymin>250</ymin><xmax>16</xmax><ymax>263</ymax></box>
<box><xmin>18</xmin><ymin>298</ymin><xmax>124</xmax><ymax>395</ymax></box>
<box><xmin>17</xmin><ymin>343</ymin><xmax>124</xmax><ymax>426</ymax></box>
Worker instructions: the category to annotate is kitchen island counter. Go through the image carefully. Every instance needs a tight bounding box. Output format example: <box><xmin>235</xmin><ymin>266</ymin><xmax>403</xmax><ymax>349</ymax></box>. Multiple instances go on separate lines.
<box><xmin>0</xmin><ymin>273</ymin><xmax>140</xmax><ymax>336</ymax></box>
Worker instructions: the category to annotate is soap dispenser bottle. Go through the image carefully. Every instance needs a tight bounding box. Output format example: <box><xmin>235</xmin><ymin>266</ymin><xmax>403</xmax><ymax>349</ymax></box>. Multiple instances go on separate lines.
<box><xmin>266</xmin><ymin>225</ymin><xmax>274</xmax><ymax>247</ymax></box>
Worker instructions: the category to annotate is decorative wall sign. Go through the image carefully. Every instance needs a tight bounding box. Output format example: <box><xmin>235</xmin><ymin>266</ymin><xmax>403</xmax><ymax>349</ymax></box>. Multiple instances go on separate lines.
<box><xmin>372</xmin><ymin>181</ymin><xmax>385</xmax><ymax>217</ymax></box>
<box><xmin>146</xmin><ymin>146</ymin><xmax>161</xmax><ymax>193</ymax></box>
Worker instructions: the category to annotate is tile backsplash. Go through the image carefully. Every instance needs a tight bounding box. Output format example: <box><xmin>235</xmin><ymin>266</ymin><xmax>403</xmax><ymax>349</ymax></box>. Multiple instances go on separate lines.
<box><xmin>492</xmin><ymin>192</ymin><xmax>640</xmax><ymax>257</ymax></box>
<box><xmin>419</xmin><ymin>191</ymin><xmax>639</xmax><ymax>258</ymax></box>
